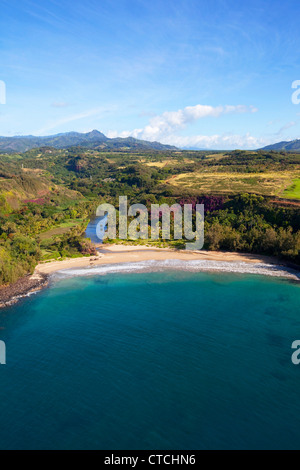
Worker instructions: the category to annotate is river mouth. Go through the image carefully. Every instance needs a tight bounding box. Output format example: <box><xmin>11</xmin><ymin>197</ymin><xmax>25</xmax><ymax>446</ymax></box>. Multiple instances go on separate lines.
<box><xmin>85</xmin><ymin>216</ymin><xmax>107</xmax><ymax>246</ymax></box>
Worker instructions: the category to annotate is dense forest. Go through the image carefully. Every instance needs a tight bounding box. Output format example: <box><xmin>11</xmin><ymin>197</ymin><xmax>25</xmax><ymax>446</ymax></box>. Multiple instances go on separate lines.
<box><xmin>0</xmin><ymin>147</ymin><xmax>300</xmax><ymax>286</ymax></box>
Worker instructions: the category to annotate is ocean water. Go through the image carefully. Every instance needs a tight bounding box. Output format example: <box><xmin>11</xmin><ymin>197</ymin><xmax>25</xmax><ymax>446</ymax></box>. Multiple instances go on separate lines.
<box><xmin>0</xmin><ymin>269</ymin><xmax>299</xmax><ymax>450</ymax></box>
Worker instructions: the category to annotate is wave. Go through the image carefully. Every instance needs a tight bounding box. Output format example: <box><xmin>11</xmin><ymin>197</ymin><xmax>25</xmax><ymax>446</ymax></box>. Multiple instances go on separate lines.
<box><xmin>52</xmin><ymin>259</ymin><xmax>300</xmax><ymax>281</ymax></box>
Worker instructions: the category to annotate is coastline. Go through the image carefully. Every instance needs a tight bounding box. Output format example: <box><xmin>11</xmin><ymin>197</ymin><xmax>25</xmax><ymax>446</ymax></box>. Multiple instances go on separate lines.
<box><xmin>1</xmin><ymin>245</ymin><xmax>299</xmax><ymax>309</ymax></box>
<box><xmin>36</xmin><ymin>245</ymin><xmax>282</xmax><ymax>275</ymax></box>
<box><xmin>0</xmin><ymin>272</ymin><xmax>49</xmax><ymax>309</ymax></box>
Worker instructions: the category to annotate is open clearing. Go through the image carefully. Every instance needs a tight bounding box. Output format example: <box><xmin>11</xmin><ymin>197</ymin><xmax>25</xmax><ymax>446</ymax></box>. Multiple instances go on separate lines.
<box><xmin>166</xmin><ymin>171</ymin><xmax>300</xmax><ymax>198</ymax></box>
<box><xmin>145</xmin><ymin>160</ymin><xmax>179</xmax><ymax>168</ymax></box>
<box><xmin>39</xmin><ymin>219</ymin><xmax>83</xmax><ymax>241</ymax></box>
<box><xmin>283</xmin><ymin>178</ymin><xmax>300</xmax><ymax>200</ymax></box>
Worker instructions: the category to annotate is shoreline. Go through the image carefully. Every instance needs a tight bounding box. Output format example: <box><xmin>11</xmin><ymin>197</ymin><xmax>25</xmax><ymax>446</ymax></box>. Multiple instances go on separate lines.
<box><xmin>36</xmin><ymin>244</ymin><xmax>296</xmax><ymax>276</ymax></box>
<box><xmin>1</xmin><ymin>246</ymin><xmax>299</xmax><ymax>308</ymax></box>
<box><xmin>0</xmin><ymin>272</ymin><xmax>49</xmax><ymax>309</ymax></box>
<box><xmin>36</xmin><ymin>245</ymin><xmax>282</xmax><ymax>275</ymax></box>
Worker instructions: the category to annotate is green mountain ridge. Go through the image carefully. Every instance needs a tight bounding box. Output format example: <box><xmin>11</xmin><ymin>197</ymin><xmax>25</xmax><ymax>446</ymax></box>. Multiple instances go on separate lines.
<box><xmin>0</xmin><ymin>130</ymin><xmax>177</xmax><ymax>153</ymax></box>
<box><xmin>260</xmin><ymin>139</ymin><xmax>300</xmax><ymax>151</ymax></box>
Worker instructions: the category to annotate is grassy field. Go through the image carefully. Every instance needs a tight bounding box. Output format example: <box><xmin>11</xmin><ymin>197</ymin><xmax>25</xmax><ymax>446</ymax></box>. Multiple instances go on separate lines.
<box><xmin>166</xmin><ymin>171</ymin><xmax>300</xmax><ymax>198</ymax></box>
<box><xmin>39</xmin><ymin>219</ymin><xmax>84</xmax><ymax>241</ymax></box>
<box><xmin>283</xmin><ymin>178</ymin><xmax>300</xmax><ymax>200</ymax></box>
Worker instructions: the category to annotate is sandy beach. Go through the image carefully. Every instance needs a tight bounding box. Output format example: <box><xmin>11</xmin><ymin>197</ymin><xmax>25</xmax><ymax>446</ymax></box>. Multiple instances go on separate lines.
<box><xmin>0</xmin><ymin>245</ymin><xmax>298</xmax><ymax>309</ymax></box>
<box><xmin>35</xmin><ymin>244</ymin><xmax>279</xmax><ymax>275</ymax></box>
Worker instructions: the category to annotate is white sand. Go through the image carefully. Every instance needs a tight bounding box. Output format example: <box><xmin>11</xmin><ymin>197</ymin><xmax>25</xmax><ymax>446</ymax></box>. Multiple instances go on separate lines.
<box><xmin>34</xmin><ymin>245</ymin><xmax>299</xmax><ymax>280</ymax></box>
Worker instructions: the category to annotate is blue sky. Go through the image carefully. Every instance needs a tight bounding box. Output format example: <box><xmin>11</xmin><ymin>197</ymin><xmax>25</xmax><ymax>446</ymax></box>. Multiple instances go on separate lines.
<box><xmin>0</xmin><ymin>0</ymin><xmax>300</xmax><ymax>149</ymax></box>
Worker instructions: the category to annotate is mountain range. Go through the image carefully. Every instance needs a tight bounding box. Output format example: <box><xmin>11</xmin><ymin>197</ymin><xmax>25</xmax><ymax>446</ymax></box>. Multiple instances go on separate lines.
<box><xmin>0</xmin><ymin>130</ymin><xmax>177</xmax><ymax>153</ymax></box>
<box><xmin>260</xmin><ymin>139</ymin><xmax>300</xmax><ymax>151</ymax></box>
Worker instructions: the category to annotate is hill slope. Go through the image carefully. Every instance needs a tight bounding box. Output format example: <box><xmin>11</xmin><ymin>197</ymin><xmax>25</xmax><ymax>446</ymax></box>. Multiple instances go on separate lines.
<box><xmin>260</xmin><ymin>139</ymin><xmax>300</xmax><ymax>151</ymax></box>
<box><xmin>0</xmin><ymin>130</ymin><xmax>177</xmax><ymax>153</ymax></box>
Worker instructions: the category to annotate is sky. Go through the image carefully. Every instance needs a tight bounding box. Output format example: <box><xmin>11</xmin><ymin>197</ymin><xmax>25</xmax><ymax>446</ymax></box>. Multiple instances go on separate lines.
<box><xmin>0</xmin><ymin>0</ymin><xmax>300</xmax><ymax>149</ymax></box>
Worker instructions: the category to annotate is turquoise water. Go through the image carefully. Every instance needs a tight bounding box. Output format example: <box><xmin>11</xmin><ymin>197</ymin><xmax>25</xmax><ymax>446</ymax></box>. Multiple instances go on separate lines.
<box><xmin>0</xmin><ymin>270</ymin><xmax>299</xmax><ymax>450</ymax></box>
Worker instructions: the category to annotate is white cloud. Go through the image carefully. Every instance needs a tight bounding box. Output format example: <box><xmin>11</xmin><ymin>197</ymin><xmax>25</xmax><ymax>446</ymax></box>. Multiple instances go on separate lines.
<box><xmin>117</xmin><ymin>104</ymin><xmax>257</xmax><ymax>142</ymax></box>
<box><xmin>158</xmin><ymin>133</ymin><xmax>272</xmax><ymax>149</ymax></box>
<box><xmin>107</xmin><ymin>103</ymin><xmax>260</xmax><ymax>149</ymax></box>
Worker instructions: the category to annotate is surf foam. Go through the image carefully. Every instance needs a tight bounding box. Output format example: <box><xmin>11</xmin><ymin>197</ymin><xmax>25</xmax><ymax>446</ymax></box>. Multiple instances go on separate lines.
<box><xmin>52</xmin><ymin>259</ymin><xmax>300</xmax><ymax>281</ymax></box>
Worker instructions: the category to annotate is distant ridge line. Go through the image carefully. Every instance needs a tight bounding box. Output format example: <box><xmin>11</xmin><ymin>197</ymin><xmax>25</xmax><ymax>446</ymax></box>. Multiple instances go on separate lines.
<box><xmin>0</xmin><ymin>130</ymin><xmax>177</xmax><ymax>153</ymax></box>
<box><xmin>260</xmin><ymin>139</ymin><xmax>300</xmax><ymax>152</ymax></box>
